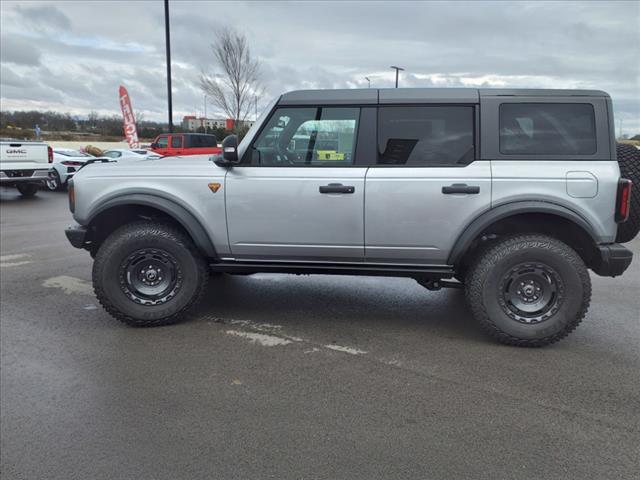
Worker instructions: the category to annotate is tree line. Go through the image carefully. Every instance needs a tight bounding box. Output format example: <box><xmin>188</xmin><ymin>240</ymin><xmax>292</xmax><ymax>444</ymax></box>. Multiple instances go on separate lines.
<box><xmin>0</xmin><ymin>110</ymin><xmax>171</xmax><ymax>139</ymax></box>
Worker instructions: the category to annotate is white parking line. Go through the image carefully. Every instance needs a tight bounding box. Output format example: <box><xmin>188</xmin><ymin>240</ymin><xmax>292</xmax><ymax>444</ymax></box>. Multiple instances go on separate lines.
<box><xmin>324</xmin><ymin>344</ymin><xmax>368</xmax><ymax>355</ymax></box>
<box><xmin>226</xmin><ymin>330</ymin><xmax>294</xmax><ymax>346</ymax></box>
<box><xmin>212</xmin><ymin>316</ymin><xmax>370</xmax><ymax>356</ymax></box>
<box><xmin>0</xmin><ymin>253</ymin><xmax>32</xmax><ymax>268</ymax></box>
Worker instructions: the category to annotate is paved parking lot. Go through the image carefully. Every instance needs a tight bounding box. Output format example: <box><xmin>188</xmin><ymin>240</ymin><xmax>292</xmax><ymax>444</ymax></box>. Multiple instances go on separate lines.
<box><xmin>1</xmin><ymin>188</ymin><xmax>639</xmax><ymax>479</ymax></box>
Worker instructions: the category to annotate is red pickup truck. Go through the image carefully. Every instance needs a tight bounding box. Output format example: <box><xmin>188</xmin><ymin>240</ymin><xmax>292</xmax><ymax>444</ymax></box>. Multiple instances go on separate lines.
<box><xmin>149</xmin><ymin>133</ymin><xmax>221</xmax><ymax>156</ymax></box>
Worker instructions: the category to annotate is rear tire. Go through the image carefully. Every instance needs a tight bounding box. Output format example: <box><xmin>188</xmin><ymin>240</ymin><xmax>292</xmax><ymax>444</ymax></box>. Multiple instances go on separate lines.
<box><xmin>93</xmin><ymin>221</ymin><xmax>208</xmax><ymax>327</ymax></box>
<box><xmin>45</xmin><ymin>170</ymin><xmax>62</xmax><ymax>191</ymax></box>
<box><xmin>615</xmin><ymin>143</ymin><xmax>640</xmax><ymax>243</ymax></box>
<box><xmin>465</xmin><ymin>234</ymin><xmax>591</xmax><ymax>347</ymax></box>
<box><xmin>16</xmin><ymin>183</ymin><xmax>39</xmax><ymax>197</ymax></box>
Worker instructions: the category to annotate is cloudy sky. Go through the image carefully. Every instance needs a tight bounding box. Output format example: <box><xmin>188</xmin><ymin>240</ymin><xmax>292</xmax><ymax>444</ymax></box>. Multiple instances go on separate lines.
<box><xmin>1</xmin><ymin>0</ymin><xmax>639</xmax><ymax>134</ymax></box>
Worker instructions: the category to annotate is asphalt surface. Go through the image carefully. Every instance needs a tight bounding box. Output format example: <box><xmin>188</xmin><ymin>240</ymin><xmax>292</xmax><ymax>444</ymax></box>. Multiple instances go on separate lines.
<box><xmin>1</xmin><ymin>188</ymin><xmax>639</xmax><ymax>480</ymax></box>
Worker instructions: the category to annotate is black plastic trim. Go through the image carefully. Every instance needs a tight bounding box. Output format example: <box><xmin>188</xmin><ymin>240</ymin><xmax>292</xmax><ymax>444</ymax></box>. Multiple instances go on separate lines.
<box><xmin>448</xmin><ymin>201</ymin><xmax>598</xmax><ymax>265</ymax></box>
<box><xmin>210</xmin><ymin>261</ymin><xmax>454</xmax><ymax>278</ymax></box>
<box><xmin>65</xmin><ymin>223</ymin><xmax>88</xmax><ymax>249</ymax></box>
<box><xmin>87</xmin><ymin>194</ymin><xmax>217</xmax><ymax>258</ymax></box>
<box><xmin>591</xmin><ymin>244</ymin><xmax>633</xmax><ymax>277</ymax></box>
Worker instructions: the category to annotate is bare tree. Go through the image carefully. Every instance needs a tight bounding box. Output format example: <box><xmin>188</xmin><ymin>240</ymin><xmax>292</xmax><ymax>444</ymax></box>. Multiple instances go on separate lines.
<box><xmin>200</xmin><ymin>28</ymin><xmax>261</xmax><ymax>132</ymax></box>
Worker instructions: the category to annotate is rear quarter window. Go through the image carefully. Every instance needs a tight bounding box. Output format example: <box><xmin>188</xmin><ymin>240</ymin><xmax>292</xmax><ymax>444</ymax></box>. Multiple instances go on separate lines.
<box><xmin>499</xmin><ymin>103</ymin><xmax>596</xmax><ymax>155</ymax></box>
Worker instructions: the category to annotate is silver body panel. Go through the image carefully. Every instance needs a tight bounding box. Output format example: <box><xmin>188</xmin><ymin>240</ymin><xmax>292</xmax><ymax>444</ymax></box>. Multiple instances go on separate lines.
<box><xmin>364</xmin><ymin>162</ymin><xmax>492</xmax><ymax>264</ymax></box>
<box><xmin>225</xmin><ymin>167</ymin><xmax>366</xmax><ymax>261</ymax></box>
<box><xmin>71</xmin><ymin>88</ymin><xmax>623</xmax><ymax>268</ymax></box>
<box><xmin>72</xmin><ymin>156</ymin><xmax>231</xmax><ymax>255</ymax></box>
<box><xmin>490</xmin><ymin>160</ymin><xmax>620</xmax><ymax>243</ymax></box>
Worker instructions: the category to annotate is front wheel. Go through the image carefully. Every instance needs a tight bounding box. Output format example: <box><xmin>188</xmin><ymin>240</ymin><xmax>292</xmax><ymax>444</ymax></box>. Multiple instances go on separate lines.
<box><xmin>465</xmin><ymin>235</ymin><xmax>591</xmax><ymax>347</ymax></box>
<box><xmin>93</xmin><ymin>221</ymin><xmax>208</xmax><ymax>327</ymax></box>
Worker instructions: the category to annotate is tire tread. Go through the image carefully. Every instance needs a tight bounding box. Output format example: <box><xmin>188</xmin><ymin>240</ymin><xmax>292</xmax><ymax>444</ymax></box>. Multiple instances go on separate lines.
<box><xmin>465</xmin><ymin>234</ymin><xmax>591</xmax><ymax>347</ymax></box>
<box><xmin>92</xmin><ymin>220</ymin><xmax>208</xmax><ymax>327</ymax></box>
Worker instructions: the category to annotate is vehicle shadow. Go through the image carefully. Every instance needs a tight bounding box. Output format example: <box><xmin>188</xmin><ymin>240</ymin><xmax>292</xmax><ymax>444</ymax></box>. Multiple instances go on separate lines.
<box><xmin>192</xmin><ymin>272</ymin><xmax>483</xmax><ymax>343</ymax></box>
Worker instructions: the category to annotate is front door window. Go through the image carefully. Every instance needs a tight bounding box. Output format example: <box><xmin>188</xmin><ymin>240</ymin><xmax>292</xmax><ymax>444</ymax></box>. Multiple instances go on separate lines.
<box><xmin>250</xmin><ymin>107</ymin><xmax>359</xmax><ymax>166</ymax></box>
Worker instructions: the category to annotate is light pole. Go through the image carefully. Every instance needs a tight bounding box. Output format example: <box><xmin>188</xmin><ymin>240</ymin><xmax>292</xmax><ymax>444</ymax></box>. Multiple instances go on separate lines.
<box><xmin>203</xmin><ymin>94</ymin><xmax>207</xmax><ymax>119</ymax></box>
<box><xmin>390</xmin><ymin>65</ymin><xmax>404</xmax><ymax>88</ymax></box>
<box><xmin>254</xmin><ymin>95</ymin><xmax>258</xmax><ymax>121</ymax></box>
<box><xmin>164</xmin><ymin>0</ymin><xmax>173</xmax><ymax>132</ymax></box>
<box><xmin>364</xmin><ymin>76</ymin><xmax>371</xmax><ymax>88</ymax></box>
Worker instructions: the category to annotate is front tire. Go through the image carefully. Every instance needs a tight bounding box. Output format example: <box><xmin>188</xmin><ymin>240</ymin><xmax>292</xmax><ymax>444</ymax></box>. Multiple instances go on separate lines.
<box><xmin>16</xmin><ymin>183</ymin><xmax>39</xmax><ymax>197</ymax></box>
<box><xmin>465</xmin><ymin>235</ymin><xmax>591</xmax><ymax>347</ymax></box>
<box><xmin>93</xmin><ymin>221</ymin><xmax>208</xmax><ymax>327</ymax></box>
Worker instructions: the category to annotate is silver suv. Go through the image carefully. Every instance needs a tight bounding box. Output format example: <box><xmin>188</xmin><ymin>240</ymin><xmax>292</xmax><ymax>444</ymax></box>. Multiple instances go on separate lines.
<box><xmin>65</xmin><ymin>88</ymin><xmax>639</xmax><ymax>347</ymax></box>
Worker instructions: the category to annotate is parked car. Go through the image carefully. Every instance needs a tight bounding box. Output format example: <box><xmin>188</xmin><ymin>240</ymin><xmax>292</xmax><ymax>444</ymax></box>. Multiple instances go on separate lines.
<box><xmin>0</xmin><ymin>140</ymin><xmax>52</xmax><ymax>197</ymax></box>
<box><xmin>46</xmin><ymin>148</ymin><xmax>95</xmax><ymax>191</ymax></box>
<box><xmin>149</xmin><ymin>133</ymin><xmax>221</xmax><ymax>157</ymax></box>
<box><xmin>65</xmin><ymin>88</ymin><xmax>639</xmax><ymax>347</ymax></box>
<box><xmin>101</xmin><ymin>149</ymin><xmax>161</xmax><ymax>161</ymax></box>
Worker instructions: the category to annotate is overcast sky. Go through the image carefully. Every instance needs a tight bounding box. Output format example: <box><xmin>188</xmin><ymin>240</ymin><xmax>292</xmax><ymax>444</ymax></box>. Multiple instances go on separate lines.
<box><xmin>1</xmin><ymin>0</ymin><xmax>638</xmax><ymax>134</ymax></box>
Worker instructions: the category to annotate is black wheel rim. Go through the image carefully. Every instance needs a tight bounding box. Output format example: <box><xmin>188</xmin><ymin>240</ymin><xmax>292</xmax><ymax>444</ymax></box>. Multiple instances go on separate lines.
<box><xmin>119</xmin><ymin>248</ymin><xmax>182</xmax><ymax>306</ymax></box>
<box><xmin>498</xmin><ymin>262</ymin><xmax>564</xmax><ymax>324</ymax></box>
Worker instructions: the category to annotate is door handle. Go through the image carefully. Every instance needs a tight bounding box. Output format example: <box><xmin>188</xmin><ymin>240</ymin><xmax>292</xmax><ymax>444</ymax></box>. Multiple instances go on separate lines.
<box><xmin>319</xmin><ymin>183</ymin><xmax>355</xmax><ymax>194</ymax></box>
<box><xmin>442</xmin><ymin>183</ymin><xmax>480</xmax><ymax>194</ymax></box>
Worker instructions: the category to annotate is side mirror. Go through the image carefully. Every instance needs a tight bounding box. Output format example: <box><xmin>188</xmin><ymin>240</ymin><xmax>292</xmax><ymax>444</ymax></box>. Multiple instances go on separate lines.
<box><xmin>214</xmin><ymin>135</ymin><xmax>239</xmax><ymax>167</ymax></box>
<box><xmin>150</xmin><ymin>143</ymin><xmax>157</xmax><ymax>149</ymax></box>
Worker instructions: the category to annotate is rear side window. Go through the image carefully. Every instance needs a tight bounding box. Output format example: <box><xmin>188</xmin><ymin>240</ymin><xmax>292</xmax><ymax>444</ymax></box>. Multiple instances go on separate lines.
<box><xmin>171</xmin><ymin>136</ymin><xmax>182</xmax><ymax>148</ymax></box>
<box><xmin>499</xmin><ymin>103</ymin><xmax>596</xmax><ymax>155</ymax></box>
<box><xmin>377</xmin><ymin>106</ymin><xmax>474</xmax><ymax>166</ymax></box>
<box><xmin>187</xmin><ymin>135</ymin><xmax>217</xmax><ymax>148</ymax></box>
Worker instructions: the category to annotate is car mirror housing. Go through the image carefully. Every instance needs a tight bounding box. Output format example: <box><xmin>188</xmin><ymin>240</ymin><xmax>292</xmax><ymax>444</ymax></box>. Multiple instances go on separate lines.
<box><xmin>215</xmin><ymin>135</ymin><xmax>239</xmax><ymax>167</ymax></box>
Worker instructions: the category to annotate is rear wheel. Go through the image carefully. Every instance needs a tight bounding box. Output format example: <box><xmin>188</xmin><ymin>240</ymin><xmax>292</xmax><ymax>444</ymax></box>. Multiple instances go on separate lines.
<box><xmin>93</xmin><ymin>221</ymin><xmax>208</xmax><ymax>327</ymax></box>
<box><xmin>45</xmin><ymin>170</ymin><xmax>62</xmax><ymax>191</ymax></box>
<box><xmin>615</xmin><ymin>143</ymin><xmax>640</xmax><ymax>243</ymax></box>
<box><xmin>465</xmin><ymin>234</ymin><xmax>591</xmax><ymax>347</ymax></box>
<box><xmin>16</xmin><ymin>183</ymin><xmax>39</xmax><ymax>197</ymax></box>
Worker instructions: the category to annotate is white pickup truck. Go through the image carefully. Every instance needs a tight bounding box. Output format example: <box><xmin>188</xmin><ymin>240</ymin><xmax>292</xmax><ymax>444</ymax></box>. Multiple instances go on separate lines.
<box><xmin>0</xmin><ymin>140</ymin><xmax>52</xmax><ymax>197</ymax></box>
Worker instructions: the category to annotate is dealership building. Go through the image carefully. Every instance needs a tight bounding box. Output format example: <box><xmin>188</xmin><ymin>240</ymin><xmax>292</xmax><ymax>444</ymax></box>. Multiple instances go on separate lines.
<box><xmin>182</xmin><ymin>116</ymin><xmax>255</xmax><ymax>131</ymax></box>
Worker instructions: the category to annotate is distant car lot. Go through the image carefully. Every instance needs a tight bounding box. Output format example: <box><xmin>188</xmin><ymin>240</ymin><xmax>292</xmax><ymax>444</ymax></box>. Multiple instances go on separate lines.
<box><xmin>1</xmin><ymin>188</ymin><xmax>639</xmax><ymax>479</ymax></box>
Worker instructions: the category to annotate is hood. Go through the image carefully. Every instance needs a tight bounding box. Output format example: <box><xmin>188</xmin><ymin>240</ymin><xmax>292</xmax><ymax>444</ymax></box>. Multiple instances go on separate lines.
<box><xmin>75</xmin><ymin>154</ymin><xmax>224</xmax><ymax>179</ymax></box>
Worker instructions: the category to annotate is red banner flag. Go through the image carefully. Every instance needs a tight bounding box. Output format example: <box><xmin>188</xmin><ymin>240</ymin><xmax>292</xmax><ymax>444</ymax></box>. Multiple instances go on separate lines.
<box><xmin>118</xmin><ymin>85</ymin><xmax>140</xmax><ymax>149</ymax></box>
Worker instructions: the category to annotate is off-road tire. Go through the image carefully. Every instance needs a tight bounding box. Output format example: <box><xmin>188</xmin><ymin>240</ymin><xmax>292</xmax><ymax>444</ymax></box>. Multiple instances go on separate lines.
<box><xmin>465</xmin><ymin>234</ymin><xmax>591</xmax><ymax>347</ymax></box>
<box><xmin>16</xmin><ymin>183</ymin><xmax>39</xmax><ymax>197</ymax></box>
<box><xmin>93</xmin><ymin>221</ymin><xmax>208</xmax><ymax>327</ymax></box>
<box><xmin>615</xmin><ymin>143</ymin><xmax>640</xmax><ymax>243</ymax></box>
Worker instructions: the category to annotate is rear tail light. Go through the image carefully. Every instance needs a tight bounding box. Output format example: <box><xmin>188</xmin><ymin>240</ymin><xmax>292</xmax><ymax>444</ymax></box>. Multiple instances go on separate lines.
<box><xmin>68</xmin><ymin>180</ymin><xmax>75</xmax><ymax>213</ymax></box>
<box><xmin>615</xmin><ymin>179</ymin><xmax>632</xmax><ymax>223</ymax></box>
<box><xmin>61</xmin><ymin>161</ymin><xmax>85</xmax><ymax>167</ymax></box>
<box><xmin>47</xmin><ymin>146</ymin><xmax>53</xmax><ymax>163</ymax></box>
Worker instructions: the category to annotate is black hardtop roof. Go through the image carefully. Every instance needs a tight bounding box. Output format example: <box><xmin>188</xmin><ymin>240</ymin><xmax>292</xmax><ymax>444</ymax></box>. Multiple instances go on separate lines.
<box><xmin>279</xmin><ymin>87</ymin><xmax>610</xmax><ymax>105</ymax></box>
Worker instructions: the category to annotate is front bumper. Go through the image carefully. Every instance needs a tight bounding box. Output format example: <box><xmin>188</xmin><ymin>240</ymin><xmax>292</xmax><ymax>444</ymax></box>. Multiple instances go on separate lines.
<box><xmin>592</xmin><ymin>244</ymin><xmax>633</xmax><ymax>277</ymax></box>
<box><xmin>65</xmin><ymin>223</ymin><xmax>88</xmax><ymax>249</ymax></box>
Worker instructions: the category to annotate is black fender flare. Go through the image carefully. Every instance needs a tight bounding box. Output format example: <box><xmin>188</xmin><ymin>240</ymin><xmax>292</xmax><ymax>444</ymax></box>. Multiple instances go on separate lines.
<box><xmin>87</xmin><ymin>193</ymin><xmax>217</xmax><ymax>258</ymax></box>
<box><xmin>447</xmin><ymin>201</ymin><xmax>599</xmax><ymax>265</ymax></box>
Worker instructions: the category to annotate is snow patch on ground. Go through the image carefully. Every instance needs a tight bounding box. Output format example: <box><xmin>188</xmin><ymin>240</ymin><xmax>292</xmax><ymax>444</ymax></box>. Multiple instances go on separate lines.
<box><xmin>42</xmin><ymin>276</ymin><xmax>93</xmax><ymax>296</ymax></box>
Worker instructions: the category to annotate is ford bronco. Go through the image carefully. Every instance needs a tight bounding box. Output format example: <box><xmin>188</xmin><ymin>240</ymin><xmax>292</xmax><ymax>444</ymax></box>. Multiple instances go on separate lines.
<box><xmin>65</xmin><ymin>88</ymin><xmax>639</xmax><ymax>346</ymax></box>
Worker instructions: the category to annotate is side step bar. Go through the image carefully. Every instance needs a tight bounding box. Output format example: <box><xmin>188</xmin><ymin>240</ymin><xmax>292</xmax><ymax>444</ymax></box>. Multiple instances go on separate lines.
<box><xmin>209</xmin><ymin>261</ymin><xmax>455</xmax><ymax>279</ymax></box>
